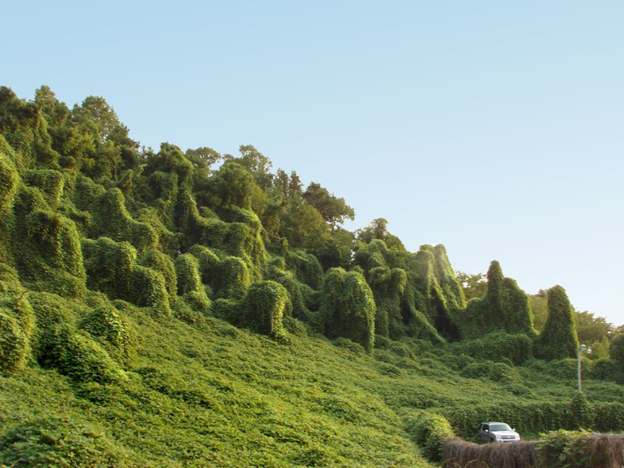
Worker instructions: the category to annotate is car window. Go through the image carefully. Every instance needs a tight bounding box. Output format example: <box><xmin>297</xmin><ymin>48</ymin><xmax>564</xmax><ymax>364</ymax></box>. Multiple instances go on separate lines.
<box><xmin>490</xmin><ymin>424</ymin><xmax>511</xmax><ymax>432</ymax></box>
<box><xmin>482</xmin><ymin>424</ymin><xmax>489</xmax><ymax>431</ymax></box>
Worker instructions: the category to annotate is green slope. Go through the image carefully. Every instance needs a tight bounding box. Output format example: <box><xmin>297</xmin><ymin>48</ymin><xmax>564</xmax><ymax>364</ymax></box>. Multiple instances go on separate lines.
<box><xmin>2</xmin><ymin>86</ymin><xmax>624</xmax><ymax>468</ymax></box>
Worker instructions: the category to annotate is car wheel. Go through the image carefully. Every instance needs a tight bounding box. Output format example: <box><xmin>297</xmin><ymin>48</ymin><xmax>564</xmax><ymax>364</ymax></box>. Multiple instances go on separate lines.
<box><xmin>490</xmin><ymin>438</ymin><xmax>495</xmax><ymax>443</ymax></box>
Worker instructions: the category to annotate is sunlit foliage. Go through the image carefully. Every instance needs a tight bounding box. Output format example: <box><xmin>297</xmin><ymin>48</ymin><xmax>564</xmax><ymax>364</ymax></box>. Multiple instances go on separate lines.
<box><xmin>1</xmin><ymin>86</ymin><xmax>621</xmax><ymax>467</ymax></box>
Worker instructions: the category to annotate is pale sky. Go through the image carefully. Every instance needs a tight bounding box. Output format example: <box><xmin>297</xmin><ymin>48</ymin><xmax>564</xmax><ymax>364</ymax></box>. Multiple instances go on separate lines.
<box><xmin>3</xmin><ymin>1</ymin><xmax>623</xmax><ymax>325</ymax></box>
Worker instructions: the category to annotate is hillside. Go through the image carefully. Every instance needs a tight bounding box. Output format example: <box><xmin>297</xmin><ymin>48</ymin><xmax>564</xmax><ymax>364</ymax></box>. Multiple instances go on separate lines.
<box><xmin>1</xmin><ymin>86</ymin><xmax>624</xmax><ymax>467</ymax></box>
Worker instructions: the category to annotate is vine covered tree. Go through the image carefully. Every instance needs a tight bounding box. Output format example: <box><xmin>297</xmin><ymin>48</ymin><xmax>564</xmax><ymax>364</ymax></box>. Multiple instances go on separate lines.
<box><xmin>534</xmin><ymin>285</ymin><xmax>579</xmax><ymax>360</ymax></box>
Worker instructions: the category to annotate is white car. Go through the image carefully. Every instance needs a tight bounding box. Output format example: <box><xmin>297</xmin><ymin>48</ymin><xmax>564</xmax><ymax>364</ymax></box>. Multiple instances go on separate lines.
<box><xmin>477</xmin><ymin>422</ymin><xmax>521</xmax><ymax>443</ymax></box>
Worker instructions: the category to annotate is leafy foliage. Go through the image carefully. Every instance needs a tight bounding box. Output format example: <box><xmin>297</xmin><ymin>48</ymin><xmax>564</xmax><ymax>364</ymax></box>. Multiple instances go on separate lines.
<box><xmin>1</xmin><ymin>86</ymin><xmax>622</xmax><ymax>467</ymax></box>
<box><xmin>534</xmin><ymin>285</ymin><xmax>579</xmax><ymax>360</ymax></box>
<box><xmin>320</xmin><ymin>268</ymin><xmax>376</xmax><ymax>352</ymax></box>
<box><xmin>0</xmin><ymin>417</ymin><xmax>134</xmax><ymax>467</ymax></box>
<box><xmin>610</xmin><ymin>334</ymin><xmax>624</xmax><ymax>364</ymax></box>
<box><xmin>457</xmin><ymin>260</ymin><xmax>536</xmax><ymax>340</ymax></box>
<box><xmin>404</xmin><ymin>411</ymin><xmax>455</xmax><ymax>462</ymax></box>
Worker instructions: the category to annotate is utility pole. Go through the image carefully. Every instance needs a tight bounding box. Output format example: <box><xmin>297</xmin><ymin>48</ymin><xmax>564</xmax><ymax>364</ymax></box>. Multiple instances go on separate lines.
<box><xmin>578</xmin><ymin>344</ymin><xmax>592</xmax><ymax>393</ymax></box>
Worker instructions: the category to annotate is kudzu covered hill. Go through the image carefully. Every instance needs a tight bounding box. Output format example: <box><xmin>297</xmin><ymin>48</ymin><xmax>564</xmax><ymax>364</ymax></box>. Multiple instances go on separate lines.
<box><xmin>2</xmin><ymin>86</ymin><xmax>624</xmax><ymax>467</ymax></box>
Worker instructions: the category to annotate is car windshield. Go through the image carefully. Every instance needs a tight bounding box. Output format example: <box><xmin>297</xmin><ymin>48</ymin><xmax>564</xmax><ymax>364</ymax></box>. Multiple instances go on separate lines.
<box><xmin>490</xmin><ymin>424</ymin><xmax>512</xmax><ymax>432</ymax></box>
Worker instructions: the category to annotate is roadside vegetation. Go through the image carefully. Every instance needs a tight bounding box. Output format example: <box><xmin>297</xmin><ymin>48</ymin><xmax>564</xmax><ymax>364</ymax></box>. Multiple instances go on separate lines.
<box><xmin>1</xmin><ymin>86</ymin><xmax>623</xmax><ymax>467</ymax></box>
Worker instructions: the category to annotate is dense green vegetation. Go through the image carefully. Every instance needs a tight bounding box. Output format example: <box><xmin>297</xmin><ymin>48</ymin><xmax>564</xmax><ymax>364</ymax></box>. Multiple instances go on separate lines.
<box><xmin>1</xmin><ymin>86</ymin><xmax>624</xmax><ymax>467</ymax></box>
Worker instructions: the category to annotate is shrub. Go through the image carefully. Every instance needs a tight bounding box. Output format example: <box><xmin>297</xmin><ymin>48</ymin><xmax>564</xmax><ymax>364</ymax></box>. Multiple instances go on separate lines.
<box><xmin>38</xmin><ymin>325</ymin><xmax>126</xmax><ymax>383</ymax></box>
<box><xmin>275</xmin><ymin>272</ymin><xmax>311</xmax><ymax>321</ymax></box>
<box><xmin>0</xmin><ymin>309</ymin><xmax>30</xmax><ymax>376</ymax></box>
<box><xmin>188</xmin><ymin>244</ymin><xmax>220</xmax><ymax>285</ymax></box>
<box><xmin>460</xmin><ymin>361</ymin><xmax>519</xmax><ymax>383</ymax></box>
<box><xmin>320</xmin><ymin>268</ymin><xmax>376</xmax><ymax>353</ymax></box>
<box><xmin>140</xmin><ymin>249</ymin><xmax>177</xmax><ymax>306</ymax></box>
<box><xmin>591</xmin><ymin>358</ymin><xmax>624</xmax><ymax>384</ymax></box>
<box><xmin>456</xmin><ymin>261</ymin><xmax>536</xmax><ymax>340</ymax></box>
<box><xmin>89</xmin><ymin>188</ymin><xmax>158</xmax><ymax>255</ymax></box>
<box><xmin>610</xmin><ymin>334</ymin><xmax>624</xmax><ymax>363</ymax></box>
<box><xmin>11</xmin><ymin>188</ymin><xmax>86</xmax><ymax>297</ymax></box>
<box><xmin>368</xmin><ymin>266</ymin><xmax>408</xmax><ymax>339</ymax></box>
<box><xmin>333</xmin><ymin>337</ymin><xmax>366</xmax><ymax>356</ymax></box>
<box><xmin>282</xmin><ymin>316</ymin><xmax>308</xmax><ymax>338</ymax></box>
<box><xmin>404</xmin><ymin>411</ymin><xmax>455</xmax><ymax>462</ymax></box>
<box><xmin>79</xmin><ymin>306</ymin><xmax>136</xmax><ymax>367</ymax></box>
<box><xmin>594</xmin><ymin>403</ymin><xmax>624</xmax><ymax>432</ymax></box>
<box><xmin>129</xmin><ymin>265</ymin><xmax>171</xmax><ymax>315</ymax></box>
<box><xmin>174</xmin><ymin>253</ymin><xmax>210</xmax><ymax>312</ymax></box>
<box><xmin>534</xmin><ymin>285</ymin><xmax>579</xmax><ymax>360</ymax></box>
<box><xmin>0</xmin><ymin>143</ymin><xmax>19</xmax><ymax>214</ymax></box>
<box><xmin>571</xmin><ymin>393</ymin><xmax>594</xmax><ymax>429</ymax></box>
<box><xmin>240</xmin><ymin>281</ymin><xmax>289</xmax><ymax>340</ymax></box>
<box><xmin>452</xmin><ymin>332</ymin><xmax>533</xmax><ymax>365</ymax></box>
<box><xmin>536</xmin><ymin>430</ymin><xmax>624</xmax><ymax>468</ymax></box>
<box><xmin>442</xmin><ymin>437</ymin><xmax>539</xmax><ymax>468</ymax></box>
<box><xmin>0</xmin><ymin>417</ymin><xmax>133</xmax><ymax>467</ymax></box>
<box><xmin>214</xmin><ymin>256</ymin><xmax>251</xmax><ymax>299</ymax></box>
<box><xmin>23</xmin><ymin>169</ymin><xmax>64</xmax><ymax>210</ymax></box>
<box><xmin>83</xmin><ymin>238</ymin><xmax>170</xmax><ymax>314</ymax></box>
<box><xmin>286</xmin><ymin>249</ymin><xmax>324</xmax><ymax>290</ymax></box>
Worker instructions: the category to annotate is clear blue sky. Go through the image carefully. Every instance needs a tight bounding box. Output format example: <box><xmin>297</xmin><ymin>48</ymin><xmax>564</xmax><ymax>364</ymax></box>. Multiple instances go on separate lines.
<box><xmin>3</xmin><ymin>1</ymin><xmax>623</xmax><ymax>325</ymax></box>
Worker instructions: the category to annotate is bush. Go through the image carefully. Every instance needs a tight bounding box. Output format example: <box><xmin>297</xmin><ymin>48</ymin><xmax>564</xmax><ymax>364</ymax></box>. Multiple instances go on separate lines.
<box><xmin>82</xmin><ymin>238</ymin><xmax>170</xmax><ymax>314</ymax></box>
<box><xmin>404</xmin><ymin>411</ymin><xmax>455</xmax><ymax>461</ymax></box>
<box><xmin>368</xmin><ymin>266</ymin><xmax>407</xmax><ymax>339</ymax></box>
<box><xmin>0</xmin><ymin>143</ymin><xmax>19</xmax><ymax>214</ymax></box>
<box><xmin>0</xmin><ymin>417</ymin><xmax>133</xmax><ymax>467</ymax></box>
<box><xmin>460</xmin><ymin>361</ymin><xmax>519</xmax><ymax>383</ymax></box>
<box><xmin>282</xmin><ymin>316</ymin><xmax>308</xmax><ymax>338</ymax></box>
<box><xmin>320</xmin><ymin>268</ymin><xmax>376</xmax><ymax>353</ymax></box>
<box><xmin>456</xmin><ymin>261</ymin><xmax>536</xmax><ymax>340</ymax></box>
<box><xmin>0</xmin><ymin>309</ymin><xmax>30</xmax><ymax>376</ymax></box>
<box><xmin>333</xmin><ymin>337</ymin><xmax>366</xmax><ymax>356</ymax></box>
<box><xmin>89</xmin><ymin>188</ymin><xmax>158</xmax><ymax>255</ymax></box>
<box><xmin>240</xmin><ymin>281</ymin><xmax>289</xmax><ymax>340</ymax></box>
<box><xmin>591</xmin><ymin>358</ymin><xmax>624</xmax><ymax>384</ymax></box>
<box><xmin>214</xmin><ymin>256</ymin><xmax>250</xmax><ymax>299</ymax></box>
<box><xmin>79</xmin><ymin>306</ymin><xmax>136</xmax><ymax>367</ymax></box>
<box><xmin>286</xmin><ymin>249</ymin><xmax>324</xmax><ymax>290</ymax></box>
<box><xmin>610</xmin><ymin>335</ymin><xmax>624</xmax><ymax>363</ymax></box>
<box><xmin>175</xmin><ymin>253</ymin><xmax>210</xmax><ymax>313</ymax></box>
<box><xmin>38</xmin><ymin>325</ymin><xmax>126</xmax><ymax>384</ymax></box>
<box><xmin>12</xmin><ymin>188</ymin><xmax>87</xmax><ymax>297</ymax></box>
<box><xmin>452</xmin><ymin>332</ymin><xmax>533</xmax><ymax>365</ymax></box>
<box><xmin>534</xmin><ymin>285</ymin><xmax>579</xmax><ymax>360</ymax></box>
<box><xmin>442</xmin><ymin>437</ymin><xmax>539</xmax><ymax>468</ymax></box>
<box><xmin>141</xmin><ymin>249</ymin><xmax>177</xmax><ymax>306</ymax></box>
<box><xmin>536</xmin><ymin>430</ymin><xmax>624</xmax><ymax>468</ymax></box>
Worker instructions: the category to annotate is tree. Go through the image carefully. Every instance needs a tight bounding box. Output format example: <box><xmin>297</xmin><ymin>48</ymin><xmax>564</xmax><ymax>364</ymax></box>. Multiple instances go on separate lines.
<box><xmin>302</xmin><ymin>182</ymin><xmax>355</xmax><ymax>228</ymax></box>
<box><xmin>185</xmin><ymin>146</ymin><xmax>222</xmax><ymax>178</ymax></box>
<box><xmin>320</xmin><ymin>268</ymin><xmax>376</xmax><ymax>353</ymax></box>
<box><xmin>610</xmin><ymin>334</ymin><xmax>624</xmax><ymax>364</ymax></box>
<box><xmin>274</xmin><ymin>194</ymin><xmax>330</xmax><ymax>249</ymax></box>
<box><xmin>69</xmin><ymin>96</ymin><xmax>139</xmax><ymax>178</ymax></box>
<box><xmin>455</xmin><ymin>271</ymin><xmax>487</xmax><ymax>301</ymax></box>
<box><xmin>534</xmin><ymin>285</ymin><xmax>579</xmax><ymax>360</ymax></box>
<box><xmin>355</xmin><ymin>218</ymin><xmax>405</xmax><ymax>251</ymax></box>
<box><xmin>529</xmin><ymin>293</ymin><xmax>548</xmax><ymax>332</ymax></box>
<box><xmin>72</xmin><ymin>96</ymin><xmax>134</xmax><ymax>147</ymax></box>
<box><xmin>34</xmin><ymin>85</ymin><xmax>70</xmax><ymax>128</ymax></box>
<box><xmin>574</xmin><ymin>310</ymin><xmax>613</xmax><ymax>345</ymax></box>
<box><xmin>225</xmin><ymin>145</ymin><xmax>273</xmax><ymax>189</ymax></box>
<box><xmin>204</xmin><ymin>161</ymin><xmax>264</xmax><ymax>211</ymax></box>
<box><xmin>456</xmin><ymin>260</ymin><xmax>535</xmax><ymax>339</ymax></box>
